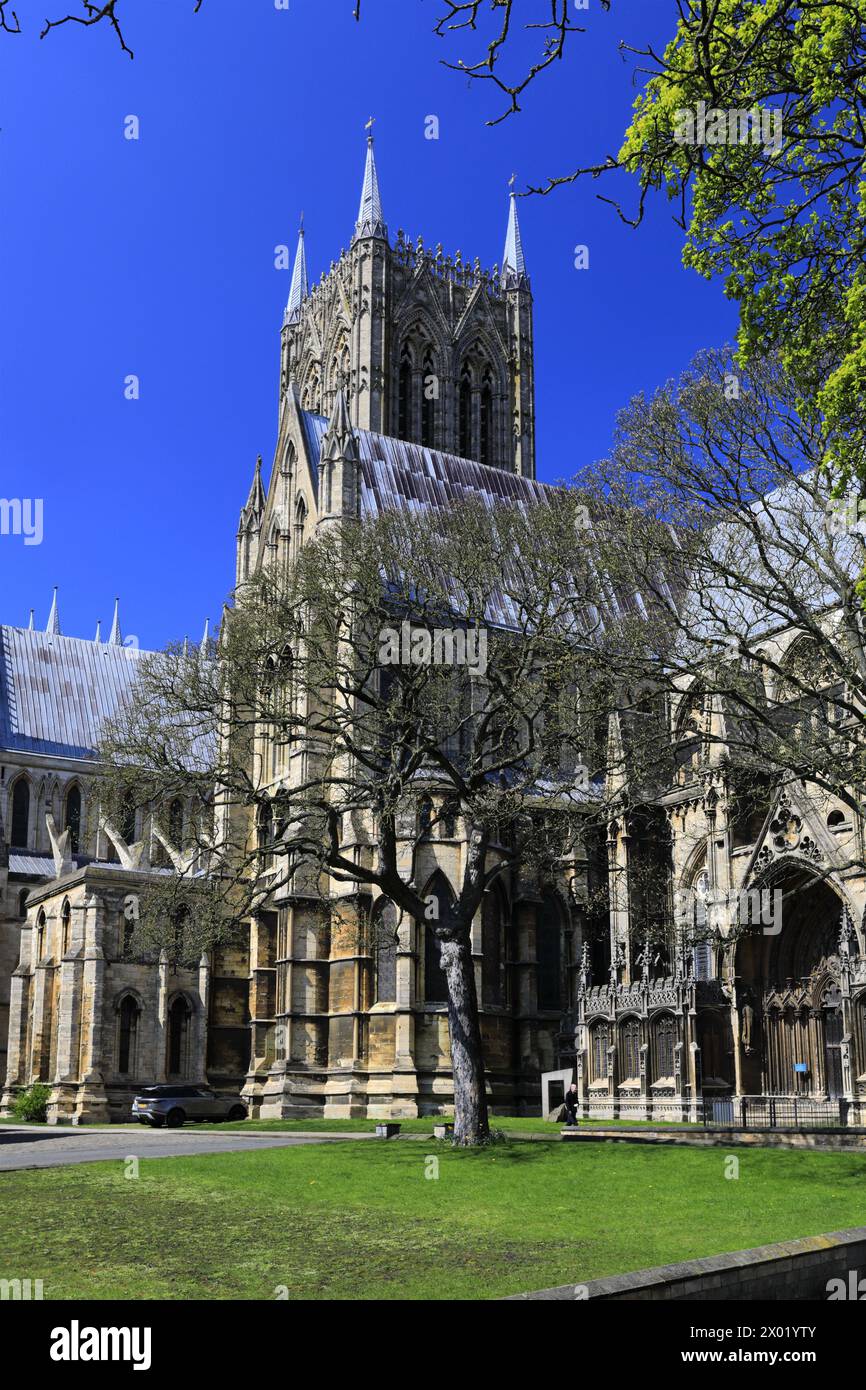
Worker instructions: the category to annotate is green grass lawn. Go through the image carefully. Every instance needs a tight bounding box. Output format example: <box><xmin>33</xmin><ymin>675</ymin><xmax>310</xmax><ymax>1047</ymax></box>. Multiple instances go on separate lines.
<box><xmin>3</xmin><ymin>1139</ymin><xmax>866</xmax><ymax>1300</ymax></box>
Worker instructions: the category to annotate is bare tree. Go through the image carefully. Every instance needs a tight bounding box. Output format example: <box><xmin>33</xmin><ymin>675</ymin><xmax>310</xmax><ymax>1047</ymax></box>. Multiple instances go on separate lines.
<box><xmin>580</xmin><ymin>347</ymin><xmax>866</xmax><ymax>882</ymax></box>
<box><xmin>99</xmin><ymin>495</ymin><xmax>645</xmax><ymax>1144</ymax></box>
<box><xmin>1</xmin><ymin>0</ymin><xmax>203</xmax><ymax>56</ymax></box>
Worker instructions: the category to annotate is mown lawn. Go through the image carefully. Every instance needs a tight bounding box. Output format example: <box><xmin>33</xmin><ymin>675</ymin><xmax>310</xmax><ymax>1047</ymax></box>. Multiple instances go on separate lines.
<box><xmin>3</xmin><ymin>1139</ymin><xmax>866</xmax><ymax>1300</ymax></box>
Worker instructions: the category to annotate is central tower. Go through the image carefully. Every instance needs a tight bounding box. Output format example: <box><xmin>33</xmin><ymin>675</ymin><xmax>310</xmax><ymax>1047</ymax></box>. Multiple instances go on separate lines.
<box><xmin>279</xmin><ymin>130</ymin><xmax>535</xmax><ymax>477</ymax></box>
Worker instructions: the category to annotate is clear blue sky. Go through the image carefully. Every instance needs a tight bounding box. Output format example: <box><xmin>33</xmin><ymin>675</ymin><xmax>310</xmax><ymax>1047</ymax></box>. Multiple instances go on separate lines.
<box><xmin>0</xmin><ymin>0</ymin><xmax>737</xmax><ymax>649</ymax></box>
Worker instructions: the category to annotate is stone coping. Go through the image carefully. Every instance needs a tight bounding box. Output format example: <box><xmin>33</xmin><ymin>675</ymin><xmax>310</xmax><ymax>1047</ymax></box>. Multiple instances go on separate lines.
<box><xmin>504</xmin><ymin>1227</ymin><xmax>866</xmax><ymax>1301</ymax></box>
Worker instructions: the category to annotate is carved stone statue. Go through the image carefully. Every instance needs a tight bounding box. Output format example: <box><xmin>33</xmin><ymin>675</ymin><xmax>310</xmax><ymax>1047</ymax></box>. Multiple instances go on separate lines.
<box><xmin>741</xmin><ymin>1002</ymin><xmax>755</xmax><ymax>1055</ymax></box>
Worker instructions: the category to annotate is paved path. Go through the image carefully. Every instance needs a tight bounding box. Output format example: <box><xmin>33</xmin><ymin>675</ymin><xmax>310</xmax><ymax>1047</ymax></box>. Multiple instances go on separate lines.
<box><xmin>0</xmin><ymin>1124</ymin><xmax>377</xmax><ymax>1171</ymax></box>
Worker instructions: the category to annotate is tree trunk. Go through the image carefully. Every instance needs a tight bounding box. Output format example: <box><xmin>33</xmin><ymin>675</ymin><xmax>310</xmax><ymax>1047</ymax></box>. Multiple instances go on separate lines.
<box><xmin>440</xmin><ymin>934</ymin><xmax>490</xmax><ymax>1145</ymax></box>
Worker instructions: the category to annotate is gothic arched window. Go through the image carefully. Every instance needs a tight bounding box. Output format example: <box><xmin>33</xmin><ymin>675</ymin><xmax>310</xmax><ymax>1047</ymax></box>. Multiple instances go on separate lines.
<box><xmin>61</xmin><ymin>899</ymin><xmax>71</xmax><ymax>957</ymax></box>
<box><xmin>35</xmin><ymin>909</ymin><xmax>46</xmax><ymax>962</ymax></box>
<box><xmin>168</xmin><ymin>797</ymin><xmax>184</xmax><ymax>848</ymax></box>
<box><xmin>479</xmin><ymin>373</ymin><xmax>494</xmax><ymax>467</ymax></box>
<box><xmin>653</xmin><ymin>1013</ymin><xmax>676</xmax><ymax>1080</ymax></box>
<box><xmin>294</xmin><ymin>495</ymin><xmax>308</xmax><ymax>549</ymax></box>
<box><xmin>10</xmin><ymin>777</ymin><xmax>29</xmax><ymax>849</ymax></box>
<box><xmin>117</xmin><ymin>994</ymin><xmax>140</xmax><ymax>1076</ymax></box>
<box><xmin>458</xmin><ymin>367</ymin><xmax>473</xmax><ymax>460</ymax></box>
<box><xmin>398</xmin><ymin>348</ymin><xmax>412</xmax><ymax>441</ymax></box>
<box><xmin>590</xmin><ymin>1021</ymin><xmax>609</xmax><ymax>1082</ymax></box>
<box><xmin>64</xmin><ymin>784</ymin><xmax>82</xmax><ymax>853</ymax></box>
<box><xmin>421</xmin><ymin>350</ymin><xmax>436</xmax><ymax>447</ymax></box>
<box><xmin>537</xmin><ymin>894</ymin><xmax>562</xmax><ymax>1011</ymax></box>
<box><xmin>481</xmin><ymin>885</ymin><xmax>508</xmax><ymax>1008</ymax></box>
<box><xmin>121</xmin><ymin>792</ymin><xmax>137</xmax><ymax>846</ymax></box>
<box><xmin>167</xmin><ymin>995</ymin><xmax>192</xmax><ymax>1077</ymax></box>
<box><xmin>281</xmin><ymin>442</ymin><xmax>296</xmax><ymax>479</ymax></box>
<box><xmin>423</xmin><ymin>872</ymin><xmax>451</xmax><ymax>1004</ymax></box>
<box><xmin>257</xmin><ymin>801</ymin><xmax>274</xmax><ymax>867</ymax></box>
<box><xmin>371</xmin><ymin>898</ymin><xmax>398</xmax><ymax>1004</ymax></box>
<box><xmin>621</xmin><ymin>1017</ymin><xmax>641</xmax><ymax>1081</ymax></box>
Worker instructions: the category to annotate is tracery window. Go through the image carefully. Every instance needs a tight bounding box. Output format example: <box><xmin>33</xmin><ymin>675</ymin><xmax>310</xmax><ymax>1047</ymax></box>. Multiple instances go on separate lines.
<box><xmin>537</xmin><ymin>895</ymin><xmax>562</xmax><ymax>1011</ymax></box>
<box><xmin>10</xmin><ymin>777</ymin><xmax>29</xmax><ymax>849</ymax></box>
<box><xmin>458</xmin><ymin>367</ymin><xmax>473</xmax><ymax>459</ymax></box>
<box><xmin>421</xmin><ymin>350</ymin><xmax>436</xmax><ymax>447</ymax></box>
<box><xmin>168</xmin><ymin>797</ymin><xmax>184</xmax><ymax>848</ymax></box>
<box><xmin>167</xmin><ymin>995</ymin><xmax>192</xmax><ymax>1077</ymax></box>
<box><xmin>371</xmin><ymin>898</ymin><xmax>398</xmax><ymax>1004</ymax></box>
<box><xmin>398</xmin><ymin>347</ymin><xmax>412</xmax><ymax>441</ymax></box>
<box><xmin>64</xmin><ymin>784</ymin><xmax>82</xmax><ymax>854</ymax></box>
<box><xmin>653</xmin><ymin>1013</ymin><xmax>676</xmax><ymax>1080</ymax></box>
<box><xmin>117</xmin><ymin>995</ymin><xmax>141</xmax><ymax>1075</ymax></box>
<box><xmin>590</xmin><ymin>1021</ymin><xmax>609</xmax><ymax>1082</ymax></box>
<box><xmin>621</xmin><ymin>1017</ymin><xmax>641</xmax><ymax>1081</ymax></box>
<box><xmin>479</xmin><ymin>373</ymin><xmax>493</xmax><ymax>467</ymax></box>
<box><xmin>481</xmin><ymin>885</ymin><xmax>508</xmax><ymax>1008</ymax></box>
<box><xmin>423</xmin><ymin>872</ymin><xmax>451</xmax><ymax>1004</ymax></box>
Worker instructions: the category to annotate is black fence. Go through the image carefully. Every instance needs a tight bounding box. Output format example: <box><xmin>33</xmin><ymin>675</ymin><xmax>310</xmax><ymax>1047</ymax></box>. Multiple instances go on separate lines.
<box><xmin>703</xmin><ymin>1096</ymin><xmax>850</xmax><ymax>1129</ymax></box>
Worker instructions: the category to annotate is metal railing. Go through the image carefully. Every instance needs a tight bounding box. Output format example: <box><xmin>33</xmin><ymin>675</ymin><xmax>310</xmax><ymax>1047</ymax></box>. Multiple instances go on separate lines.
<box><xmin>704</xmin><ymin>1096</ymin><xmax>849</xmax><ymax>1129</ymax></box>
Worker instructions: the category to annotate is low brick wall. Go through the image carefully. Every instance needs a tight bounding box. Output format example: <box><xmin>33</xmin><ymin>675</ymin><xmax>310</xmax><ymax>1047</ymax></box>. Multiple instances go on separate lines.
<box><xmin>561</xmin><ymin>1125</ymin><xmax>866</xmax><ymax>1151</ymax></box>
<box><xmin>505</xmin><ymin>1227</ymin><xmax>866</xmax><ymax>1301</ymax></box>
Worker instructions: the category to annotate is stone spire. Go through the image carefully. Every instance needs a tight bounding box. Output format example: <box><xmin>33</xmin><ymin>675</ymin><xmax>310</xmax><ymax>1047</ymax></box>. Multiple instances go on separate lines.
<box><xmin>94</xmin><ymin>619</ymin><xmax>102</xmax><ymax>643</ymax></box>
<box><xmin>284</xmin><ymin>218</ymin><xmax>308</xmax><ymax>326</ymax></box>
<box><xmin>108</xmin><ymin>597</ymin><xmax>122</xmax><ymax>647</ymax></box>
<box><xmin>354</xmin><ymin>121</ymin><xmax>386</xmax><ymax>241</ymax></box>
<box><xmin>200</xmin><ymin>617</ymin><xmax>210</xmax><ymax>655</ymax></box>
<box><xmin>27</xmin><ymin>609</ymin><xmax>34</xmax><ymax>631</ymax></box>
<box><xmin>501</xmin><ymin>186</ymin><xmax>527</xmax><ymax>287</ymax></box>
<box><xmin>242</xmin><ymin>456</ymin><xmax>265</xmax><ymax>523</ymax></box>
<box><xmin>46</xmin><ymin>587</ymin><xmax>61</xmax><ymax>635</ymax></box>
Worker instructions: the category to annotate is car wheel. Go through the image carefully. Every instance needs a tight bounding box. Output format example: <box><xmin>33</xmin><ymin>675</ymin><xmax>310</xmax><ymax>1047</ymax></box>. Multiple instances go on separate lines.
<box><xmin>165</xmin><ymin>1109</ymin><xmax>185</xmax><ymax>1129</ymax></box>
<box><xmin>228</xmin><ymin>1105</ymin><xmax>247</xmax><ymax>1122</ymax></box>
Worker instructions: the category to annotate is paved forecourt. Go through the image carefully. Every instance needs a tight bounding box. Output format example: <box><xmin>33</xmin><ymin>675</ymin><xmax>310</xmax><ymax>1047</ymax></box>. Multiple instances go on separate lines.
<box><xmin>0</xmin><ymin>1123</ymin><xmax>377</xmax><ymax>1170</ymax></box>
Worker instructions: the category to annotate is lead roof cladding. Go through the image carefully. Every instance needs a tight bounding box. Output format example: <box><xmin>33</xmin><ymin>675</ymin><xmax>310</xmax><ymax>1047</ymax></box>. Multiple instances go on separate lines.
<box><xmin>0</xmin><ymin>626</ymin><xmax>151</xmax><ymax>760</ymax></box>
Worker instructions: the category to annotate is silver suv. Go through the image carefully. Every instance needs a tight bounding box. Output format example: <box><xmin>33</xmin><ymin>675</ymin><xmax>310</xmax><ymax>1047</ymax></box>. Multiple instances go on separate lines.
<box><xmin>133</xmin><ymin>1085</ymin><xmax>248</xmax><ymax>1128</ymax></box>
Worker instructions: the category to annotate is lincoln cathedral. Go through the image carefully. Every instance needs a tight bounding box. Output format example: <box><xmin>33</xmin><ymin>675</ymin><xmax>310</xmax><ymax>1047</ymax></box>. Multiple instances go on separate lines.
<box><xmin>2</xmin><ymin>134</ymin><xmax>865</xmax><ymax>1127</ymax></box>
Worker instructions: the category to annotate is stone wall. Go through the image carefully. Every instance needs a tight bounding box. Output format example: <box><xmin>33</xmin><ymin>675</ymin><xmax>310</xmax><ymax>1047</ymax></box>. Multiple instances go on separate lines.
<box><xmin>505</xmin><ymin>1227</ymin><xmax>866</xmax><ymax>1301</ymax></box>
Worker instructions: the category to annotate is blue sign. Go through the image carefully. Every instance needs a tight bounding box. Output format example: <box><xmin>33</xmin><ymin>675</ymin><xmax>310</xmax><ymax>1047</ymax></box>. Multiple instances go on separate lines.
<box><xmin>794</xmin><ymin>1063</ymin><xmax>808</xmax><ymax>1074</ymax></box>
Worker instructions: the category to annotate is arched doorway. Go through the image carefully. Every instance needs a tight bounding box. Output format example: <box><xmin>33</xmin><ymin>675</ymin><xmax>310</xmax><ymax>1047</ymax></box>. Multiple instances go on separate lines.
<box><xmin>735</xmin><ymin>868</ymin><xmax>847</xmax><ymax>1098</ymax></box>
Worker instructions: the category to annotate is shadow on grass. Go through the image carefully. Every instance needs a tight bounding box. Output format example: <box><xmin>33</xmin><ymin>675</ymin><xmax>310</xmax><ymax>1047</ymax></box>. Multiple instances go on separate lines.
<box><xmin>443</xmin><ymin>1136</ymin><xmax>552</xmax><ymax>1165</ymax></box>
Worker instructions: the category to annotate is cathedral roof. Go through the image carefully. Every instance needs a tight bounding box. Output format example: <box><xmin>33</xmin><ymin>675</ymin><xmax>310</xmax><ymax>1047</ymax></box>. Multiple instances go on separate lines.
<box><xmin>299</xmin><ymin>409</ymin><xmax>550</xmax><ymax>517</ymax></box>
<box><xmin>0</xmin><ymin>625</ymin><xmax>153</xmax><ymax>761</ymax></box>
